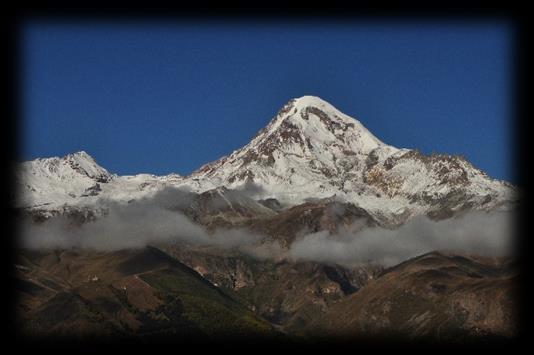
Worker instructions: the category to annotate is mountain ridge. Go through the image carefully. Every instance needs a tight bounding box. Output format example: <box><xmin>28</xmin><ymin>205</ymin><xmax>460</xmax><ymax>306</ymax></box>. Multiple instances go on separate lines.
<box><xmin>15</xmin><ymin>95</ymin><xmax>517</xmax><ymax>225</ymax></box>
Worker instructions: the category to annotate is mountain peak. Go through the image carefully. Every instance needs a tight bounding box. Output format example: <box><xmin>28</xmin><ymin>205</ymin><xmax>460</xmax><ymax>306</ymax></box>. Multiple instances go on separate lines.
<box><xmin>187</xmin><ymin>96</ymin><xmax>396</xmax><ymax>203</ymax></box>
<box><xmin>62</xmin><ymin>151</ymin><xmax>111</xmax><ymax>180</ymax></box>
<box><xmin>277</xmin><ymin>95</ymin><xmax>349</xmax><ymax>122</ymax></box>
<box><xmin>266</xmin><ymin>95</ymin><xmax>386</xmax><ymax>153</ymax></box>
<box><xmin>65</xmin><ymin>151</ymin><xmax>96</xmax><ymax>165</ymax></box>
<box><xmin>67</xmin><ymin>150</ymin><xmax>91</xmax><ymax>159</ymax></box>
<box><xmin>292</xmin><ymin>95</ymin><xmax>335</xmax><ymax>108</ymax></box>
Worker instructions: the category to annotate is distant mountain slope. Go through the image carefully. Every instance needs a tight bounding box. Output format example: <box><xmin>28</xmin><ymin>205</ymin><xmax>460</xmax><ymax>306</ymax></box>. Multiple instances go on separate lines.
<box><xmin>303</xmin><ymin>251</ymin><xmax>517</xmax><ymax>340</ymax></box>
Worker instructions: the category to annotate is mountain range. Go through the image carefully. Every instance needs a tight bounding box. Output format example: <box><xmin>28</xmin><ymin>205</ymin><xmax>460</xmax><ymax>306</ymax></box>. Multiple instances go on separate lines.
<box><xmin>13</xmin><ymin>96</ymin><xmax>519</xmax><ymax>342</ymax></box>
<box><xmin>16</xmin><ymin>96</ymin><xmax>516</xmax><ymax>223</ymax></box>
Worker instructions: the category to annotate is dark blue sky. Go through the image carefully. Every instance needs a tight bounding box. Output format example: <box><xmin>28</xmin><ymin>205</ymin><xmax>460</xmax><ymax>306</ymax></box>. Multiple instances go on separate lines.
<box><xmin>21</xmin><ymin>20</ymin><xmax>514</xmax><ymax>182</ymax></box>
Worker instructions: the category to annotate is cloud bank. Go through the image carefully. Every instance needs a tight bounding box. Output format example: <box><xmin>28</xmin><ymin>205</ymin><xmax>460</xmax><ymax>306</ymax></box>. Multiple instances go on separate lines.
<box><xmin>289</xmin><ymin>211</ymin><xmax>515</xmax><ymax>266</ymax></box>
<box><xmin>18</xmin><ymin>187</ymin><xmax>516</xmax><ymax>266</ymax></box>
<box><xmin>18</xmin><ymin>189</ymin><xmax>264</xmax><ymax>252</ymax></box>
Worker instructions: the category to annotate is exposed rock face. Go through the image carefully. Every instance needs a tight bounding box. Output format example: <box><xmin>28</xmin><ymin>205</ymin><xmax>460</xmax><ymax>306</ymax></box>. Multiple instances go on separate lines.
<box><xmin>160</xmin><ymin>244</ymin><xmax>381</xmax><ymax>333</ymax></box>
<box><xmin>184</xmin><ymin>187</ymin><xmax>276</xmax><ymax>227</ymax></box>
<box><xmin>245</xmin><ymin>197</ymin><xmax>378</xmax><ymax>246</ymax></box>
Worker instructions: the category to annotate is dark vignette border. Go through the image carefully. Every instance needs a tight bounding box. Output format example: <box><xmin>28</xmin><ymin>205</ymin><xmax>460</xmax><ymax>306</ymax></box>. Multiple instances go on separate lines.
<box><xmin>3</xmin><ymin>3</ymin><xmax>530</xmax><ymax>352</ymax></box>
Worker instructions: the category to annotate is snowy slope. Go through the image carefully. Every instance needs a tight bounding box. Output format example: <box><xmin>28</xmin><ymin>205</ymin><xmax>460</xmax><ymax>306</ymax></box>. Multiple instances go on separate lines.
<box><xmin>15</xmin><ymin>96</ymin><xmax>517</xmax><ymax>224</ymax></box>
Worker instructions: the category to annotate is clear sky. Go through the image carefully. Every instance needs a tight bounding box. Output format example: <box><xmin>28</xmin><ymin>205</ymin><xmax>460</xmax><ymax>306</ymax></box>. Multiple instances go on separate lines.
<box><xmin>21</xmin><ymin>20</ymin><xmax>514</xmax><ymax>182</ymax></box>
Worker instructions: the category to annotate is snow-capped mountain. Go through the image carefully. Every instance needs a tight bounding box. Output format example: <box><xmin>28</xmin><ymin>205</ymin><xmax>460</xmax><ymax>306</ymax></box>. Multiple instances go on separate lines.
<box><xmin>177</xmin><ymin>96</ymin><xmax>516</xmax><ymax>222</ymax></box>
<box><xmin>17</xmin><ymin>151</ymin><xmax>114</xmax><ymax>208</ymax></box>
<box><xmin>15</xmin><ymin>96</ymin><xmax>517</xmax><ymax>224</ymax></box>
<box><xmin>185</xmin><ymin>96</ymin><xmax>396</xmax><ymax>196</ymax></box>
<box><xmin>16</xmin><ymin>151</ymin><xmax>182</xmax><ymax>214</ymax></box>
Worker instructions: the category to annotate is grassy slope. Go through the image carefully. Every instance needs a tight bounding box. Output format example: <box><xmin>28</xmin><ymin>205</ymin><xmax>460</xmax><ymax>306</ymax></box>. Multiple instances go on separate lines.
<box><xmin>15</xmin><ymin>246</ymin><xmax>279</xmax><ymax>340</ymax></box>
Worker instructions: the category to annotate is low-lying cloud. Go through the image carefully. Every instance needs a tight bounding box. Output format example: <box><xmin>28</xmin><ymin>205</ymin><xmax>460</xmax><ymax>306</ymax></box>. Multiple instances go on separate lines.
<box><xmin>289</xmin><ymin>211</ymin><xmax>516</xmax><ymax>266</ymax></box>
<box><xmin>18</xmin><ymin>190</ymin><xmax>264</xmax><ymax>252</ymax></box>
<box><xmin>18</xmin><ymin>186</ymin><xmax>516</xmax><ymax>266</ymax></box>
